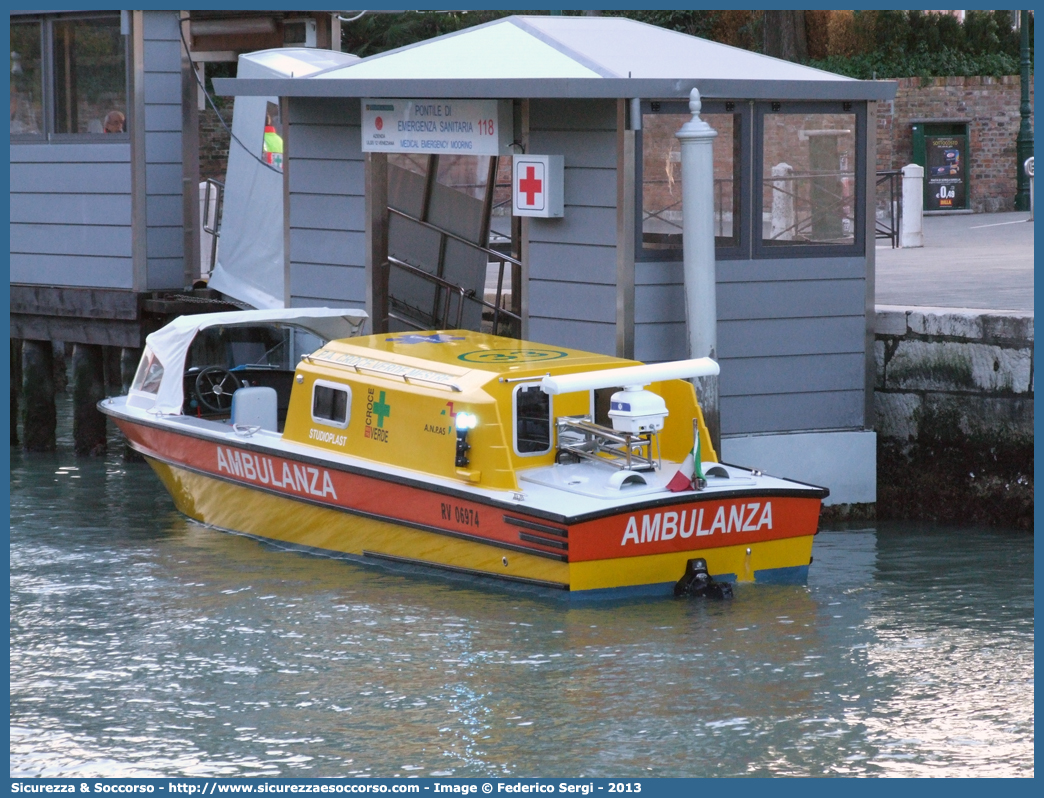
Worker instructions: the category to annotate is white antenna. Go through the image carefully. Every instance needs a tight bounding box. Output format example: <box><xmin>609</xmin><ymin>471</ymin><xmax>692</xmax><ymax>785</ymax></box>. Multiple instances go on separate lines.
<box><xmin>540</xmin><ymin>358</ymin><xmax>719</xmax><ymax>395</ymax></box>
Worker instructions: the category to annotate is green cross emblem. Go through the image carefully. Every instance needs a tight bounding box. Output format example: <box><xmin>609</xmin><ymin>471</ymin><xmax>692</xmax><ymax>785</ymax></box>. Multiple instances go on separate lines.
<box><xmin>373</xmin><ymin>391</ymin><xmax>391</xmax><ymax>428</ymax></box>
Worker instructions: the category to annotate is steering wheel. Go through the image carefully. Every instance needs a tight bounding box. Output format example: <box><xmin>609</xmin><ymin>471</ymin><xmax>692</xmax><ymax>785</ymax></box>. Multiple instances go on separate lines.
<box><xmin>194</xmin><ymin>366</ymin><xmax>242</xmax><ymax>414</ymax></box>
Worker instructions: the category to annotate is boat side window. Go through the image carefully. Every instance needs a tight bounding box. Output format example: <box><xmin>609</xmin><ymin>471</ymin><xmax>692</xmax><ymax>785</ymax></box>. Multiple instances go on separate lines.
<box><xmin>312</xmin><ymin>381</ymin><xmax>350</xmax><ymax>429</ymax></box>
<box><xmin>132</xmin><ymin>350</ymin><xmax>164</xmax><ymax>394</ymax></box>
<box><xmin>514</xmin><ymin>383</ymin><xmax>552</xmax><ymax>456</ymax></box>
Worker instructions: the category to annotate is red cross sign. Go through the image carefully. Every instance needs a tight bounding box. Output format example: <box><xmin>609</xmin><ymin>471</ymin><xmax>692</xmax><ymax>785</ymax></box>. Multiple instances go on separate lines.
<box><xmin>516</xmin><ymin>161</ymin><xmax>545</xmax><ymax>210</ymax></box>
<box><xmin>512</xmin><ymin>155</ymin><xmax>564</xmax><ymax>218</ymax></box>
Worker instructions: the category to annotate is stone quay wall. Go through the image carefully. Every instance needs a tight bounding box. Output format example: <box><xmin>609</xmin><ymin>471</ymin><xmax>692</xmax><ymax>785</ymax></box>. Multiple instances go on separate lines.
<box><xmin>876</xmin><ymin>75</ymin><xmax>1035</xmax><ymax>213</ymax></box>
<box><xmin>874</xmin><ymin>306</ymin><xmax>1033</xmax><ymax>529</ymax></box>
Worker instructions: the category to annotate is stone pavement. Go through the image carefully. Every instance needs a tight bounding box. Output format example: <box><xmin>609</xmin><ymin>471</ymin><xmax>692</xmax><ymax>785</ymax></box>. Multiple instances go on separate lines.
<box><xmin>875</xmin><ymin>211</ymin><xmax>1034</xmax><ymax>312</ymax></box>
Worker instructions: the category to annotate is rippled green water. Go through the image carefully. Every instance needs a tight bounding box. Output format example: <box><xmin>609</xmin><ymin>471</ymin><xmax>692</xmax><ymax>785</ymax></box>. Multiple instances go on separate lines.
<box><xmin>9</xmin><ymin>427</ymin><xmax>1034</xmax><ymax>778</ymax></box>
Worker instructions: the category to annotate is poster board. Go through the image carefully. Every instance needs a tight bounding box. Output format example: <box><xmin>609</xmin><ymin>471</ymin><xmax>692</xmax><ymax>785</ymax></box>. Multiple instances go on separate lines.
<box><xmin>924</xmin><ymin>134</ymin><xmax>967</xmax><ymax>211</ymax></box>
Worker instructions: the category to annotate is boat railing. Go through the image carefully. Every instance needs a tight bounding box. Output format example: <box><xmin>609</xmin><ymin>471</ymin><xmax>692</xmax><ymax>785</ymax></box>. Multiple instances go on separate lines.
<box><xmin>301</xmin><ymin>351</ymin><xmax>464</xmax><ymax>393</ymax></box>
<box><xmin>351</xmin><ymin>363</ymin><xmax>463</xmax><ymax>393</ymax></box>
<box><xmin>555</xmin><ymin>415</ymin><xmax>661</xmax><ymax>473</ymax></box>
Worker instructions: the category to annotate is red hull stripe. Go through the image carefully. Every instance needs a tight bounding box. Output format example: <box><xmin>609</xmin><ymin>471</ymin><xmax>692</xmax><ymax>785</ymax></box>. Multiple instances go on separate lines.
<box><xmin>108</xmin><ymin>411</ymin><xmax>826</xmax><ymax>525</ymax></box>
<box><xmin>116</xmin><ymin>418</ymin><xmax>822</xmax><ymax>564</ymax></box>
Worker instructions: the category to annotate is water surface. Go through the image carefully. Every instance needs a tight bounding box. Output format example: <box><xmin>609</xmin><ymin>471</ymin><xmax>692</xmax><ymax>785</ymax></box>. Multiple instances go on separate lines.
<box><xmin>9</xmin><ymin>424</ymin><xmax>1034</xmax><ymax>778</ymax></box>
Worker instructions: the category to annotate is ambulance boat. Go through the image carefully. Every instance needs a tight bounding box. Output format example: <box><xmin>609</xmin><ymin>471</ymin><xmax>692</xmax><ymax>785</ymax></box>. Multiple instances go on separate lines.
<box><xmin>100</xmin><ymin>308</ymin><xmax>829</xmax><ymax>598</ymax></box>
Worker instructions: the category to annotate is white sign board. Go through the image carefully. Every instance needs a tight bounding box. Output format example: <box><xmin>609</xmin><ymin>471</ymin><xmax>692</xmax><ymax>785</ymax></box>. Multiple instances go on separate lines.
<box><xmin>512</xmin><ymin>155</ymin><xmax>564</xmax><ymax>218</ymax></box>
<box><xmin>361</xmin><ymin>98</ymin><xmax>511</xmax><ymax>156</ymax></box>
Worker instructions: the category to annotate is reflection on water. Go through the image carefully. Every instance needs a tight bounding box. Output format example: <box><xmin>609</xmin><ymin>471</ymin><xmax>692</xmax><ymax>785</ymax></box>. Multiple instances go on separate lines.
<box><xmin>9</xmin><ymin>427</ymin><xmax>1034</xmax><ymax>778</ymax></box>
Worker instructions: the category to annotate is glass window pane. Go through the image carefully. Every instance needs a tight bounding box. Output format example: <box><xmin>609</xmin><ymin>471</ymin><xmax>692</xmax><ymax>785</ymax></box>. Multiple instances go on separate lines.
<box><xmin>53</xmin><ymin>16</ymin><xmax>126</xmax><ymax>135</ymax></box>
<box><xmin>262</xmin><ymin>101</ymin><xmax>283</xmax><ymax>170</ymax></box>
<box><xmin>642</xmin><ymin>113</ymin><xmax>739</xmax><ymax>251</ymax></box>
<box><xmin>515</xmin><ymin>384</ymin><xmax>551</xmax><ymax>455</ymax></box>
<box><xmin>313</xmin><ymin>384</ymin><xmax>349</xmax><ymax>425</ymax></box>
<box><xmin>762</xmin><ymin>113</ymin><xmax>856</xmax><ymax>245</ymax></box>
<box><xmin>10</xmin><ymin>21</ymin><xmax>43</xmax><ymax>136</ymax></box>
<box><xmin>436</xmin><ymin>155</ymin><xmax>492</xmax><ymax>201</ymax></box>
<box><xmin>388</xmin><ymin>153</ymin><xmax>429</xmax><ymax>177</ymax></box>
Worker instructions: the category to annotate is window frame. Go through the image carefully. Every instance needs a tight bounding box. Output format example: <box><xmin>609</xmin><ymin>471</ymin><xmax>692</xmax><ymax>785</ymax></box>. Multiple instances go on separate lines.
<box><xmin>10</xmin><ymin>11</ymin><xmax>130</xmax><ymax>144</ymax></box>
<box><xmin>635</xmin><ymin>99</ymin><xmax>752</xmax><ymax>262</ymax></box>
<box><xmin>9</xmin><ymin>17</ymin><xmax>45</xmax><ymax>141</ymax></box>
<box><xmin>512</xmin><ymin>382</ymin><xmax>553</xmax><ymax>457</ymax></box>
<box><xmin>311</xmin><ymin>380</ymin><xmax>351</xmax><ymax>429</ymax></box>
<box><xmin>752</xmin><ymin>100</ymin><xmax>866</xmax><ymax>260</ymax></box>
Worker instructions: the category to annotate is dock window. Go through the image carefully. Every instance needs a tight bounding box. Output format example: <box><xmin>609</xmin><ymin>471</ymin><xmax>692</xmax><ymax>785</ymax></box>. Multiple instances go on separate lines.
<box><xmin>638</xmin><ymin>100</ymin><xmax>747</xmax><ymax>259</ymax></box>
<box><xmin>312</xmin><ymin>381</ymin><xmax>350</xmax><ymax>428</ymax></box>
<box><xmin>11</xmin><ymin>13</ymin><xmax>127</xmax><ymax>140</ymax></box>
<box><xmin>754</xmin><ymin>102</ymin><xmax>865</xmax><ymax>257</ymax></box>
<box><xmin>514</xmin><ymin>383</ymin><xmax>552</xmax><ymax>456</ymax></box>
<box><xmin>10</xmin><ymin>20</ymin><xmax>43</xmax><ymax>136</ymax></box>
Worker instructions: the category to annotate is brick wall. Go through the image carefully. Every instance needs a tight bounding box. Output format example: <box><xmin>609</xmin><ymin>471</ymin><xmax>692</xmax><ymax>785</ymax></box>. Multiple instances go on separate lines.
<box><xmin>877</xmin><ymin>75</ymin><xmax>1035</xmax><ymax>213</ymax></box>
<box><xmin>199</xmin><ymin>100</ymin><xmax>234</xmax><ymax>183</ymax></box>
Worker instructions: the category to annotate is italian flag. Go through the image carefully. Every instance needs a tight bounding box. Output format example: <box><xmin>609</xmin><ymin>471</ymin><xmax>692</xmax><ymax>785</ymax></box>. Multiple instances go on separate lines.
<box><xmin>666</xmin><ymin>430</ymin><xmax>706</xmax><ymax>492</ymax></box>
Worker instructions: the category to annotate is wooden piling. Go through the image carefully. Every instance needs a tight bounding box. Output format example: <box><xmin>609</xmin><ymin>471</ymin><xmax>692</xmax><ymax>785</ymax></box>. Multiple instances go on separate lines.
<box><xmin>72</xmin><ymin>344</ymin><xmax>107</xmax><ymax>456</ymax></box>
<box><xmin>10</xmin><ymin>339</ymin><xmax>23</xmax><ymax>447</ymax></box>
<box><xmin>103</xmin><ymin>345</ymin><xmax>124</xmax><ymax>397</ymax></box>
<box><xmin>120</xmin><ymin>347</ymin><xmax>142</xmax><ymax>394</ymax></box>
<box><xmin>52</xmin><ymin>341</ymin><xmax>69</xmax><ymax>394</ymax></box>
<box><xmin>21</xmin><ymin>339</ymin><xmax>57</xmax><ymax>452</ymax></box>
<box><xmin>119</xmin><ymin>348</ymin><xmax>145</xmax><ymax>462</ymax></box>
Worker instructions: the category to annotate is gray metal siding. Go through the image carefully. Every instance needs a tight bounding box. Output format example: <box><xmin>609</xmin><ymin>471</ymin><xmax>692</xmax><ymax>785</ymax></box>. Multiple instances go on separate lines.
<box><xmin>10</xmin><ymin>160</ymin><xmax>132</xmax><ymax>193</ymax></box>
<box><xmin>724</xmin><ymin>390</ymin><xmax>865</xmax><ymax>434</ymax></box>
<box><xmin>10</xmin><ymin>143</ymin><xmax>133</xmax><ymax>288</ymax></box>
<box><xmin>11</xmin><ymin>193</ymin><xmax>131</xmax><ymax>225</ymax></box>
<box><xmin>287</xmin><ymin>98</ymin><xmax>366</xmax><ymax>308</ymax></box>
<box><xmin>142</xmin><ymin>10</ymin><xmax>184</xmax><ymax>290</ymax></box>
<box><xmin>633</xmin><ymin>256</ymin><xmax>868</xmax><ymax>434</ymax></box>
<box><xmin>10</xmin><ymin>255</ymin><xmax>133</xmax><ymax>289</ymax></box>
<box><xmin>527</xmin><ymin>242</ymin><xmax>615</xmax><ymax>284</ymax></box>
<box><xmin>527</xmin><ymin>99</ymin><xmax>617</xmax><ymax>356</ymax></box>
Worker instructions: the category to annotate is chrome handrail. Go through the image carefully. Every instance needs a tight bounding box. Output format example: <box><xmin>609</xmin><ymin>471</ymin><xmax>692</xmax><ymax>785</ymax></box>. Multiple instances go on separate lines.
<box><xmin>202</xmin><ymin>178</ymin><xmax>225</xmax><ymax>273</ymax></box>
<box><xmin>388</xmin><ymin>207</ymin><xmax>522</xmax><ymax>268</ymax></box>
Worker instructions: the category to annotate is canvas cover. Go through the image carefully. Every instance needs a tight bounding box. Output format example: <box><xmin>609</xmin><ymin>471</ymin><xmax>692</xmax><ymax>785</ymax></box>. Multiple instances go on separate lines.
<box><xmin>135</xmin><ymin>307</ymin><xmax>368</xmax><ymax>414</ymax></box>
<box><xmin>207</xmin><ymin>48</ymin><xmax>359</xmax><ymax>309</ymax></box>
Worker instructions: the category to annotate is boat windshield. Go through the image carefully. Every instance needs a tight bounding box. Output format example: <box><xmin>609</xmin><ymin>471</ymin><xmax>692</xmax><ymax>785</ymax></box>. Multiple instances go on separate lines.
<box><xmin>185</xmin><ymin>325</ymin><xmax>323</xmax><ymax>372</ymax></box>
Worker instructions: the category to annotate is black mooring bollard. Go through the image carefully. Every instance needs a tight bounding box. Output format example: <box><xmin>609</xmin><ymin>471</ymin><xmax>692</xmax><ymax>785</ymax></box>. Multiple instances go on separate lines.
<box><xmin>11</xmin><ymin>339</ymin><xmax>23</xmax><ymax>447</ymax></box>
<box><xmin>72</xmin><ymin>343</ymin><xmax>107</xmax><ymax>456</ymax></box>
<box><xmin>21</xmin><ymin>339</ymin><xmax>57</xmax><ymax>452</ymax></box>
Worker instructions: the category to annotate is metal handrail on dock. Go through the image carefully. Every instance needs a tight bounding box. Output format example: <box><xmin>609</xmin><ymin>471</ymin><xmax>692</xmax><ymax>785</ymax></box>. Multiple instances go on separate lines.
<box><xmin>202</xmin><ymin>179</ymin><xmax>225</xmax><ymax>272</ymax></box>
<box><xmin>384</xmin><ymin>208</ymin><xmax>522</xmax><ymax>335</ymax></box>
<box><xmin>875</xmin><ymin>170</ymin><xmax>901</xmax><ymax>249</ymax></box>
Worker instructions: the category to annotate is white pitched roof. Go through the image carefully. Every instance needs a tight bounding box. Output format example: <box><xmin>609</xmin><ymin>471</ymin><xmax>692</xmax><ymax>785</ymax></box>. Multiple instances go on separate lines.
<box><xmin>215</xmin><ymin>15</ymin><xmax>895</xmax><ymax>101</ymax></box>
<box><xmin>317</xmin><ymin>18</ymin><xmax>602</xmax><ymax>81</ymax></box>
<box><xmin>316</xmin><ymin>16</ymin><xmax>852</xmax><ymax>84</ymax></box>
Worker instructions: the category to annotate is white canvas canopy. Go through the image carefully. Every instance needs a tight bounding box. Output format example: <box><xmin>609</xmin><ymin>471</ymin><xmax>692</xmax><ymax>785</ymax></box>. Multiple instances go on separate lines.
<box><xmin>133</xmin><ymin>307</ymin><xmax>367</xmax><ymax>414</ymax></box>
<box><xmin>206</xmin><ymin>48</ymin><xmax>359</xmax><ymax>309</ymax></box>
